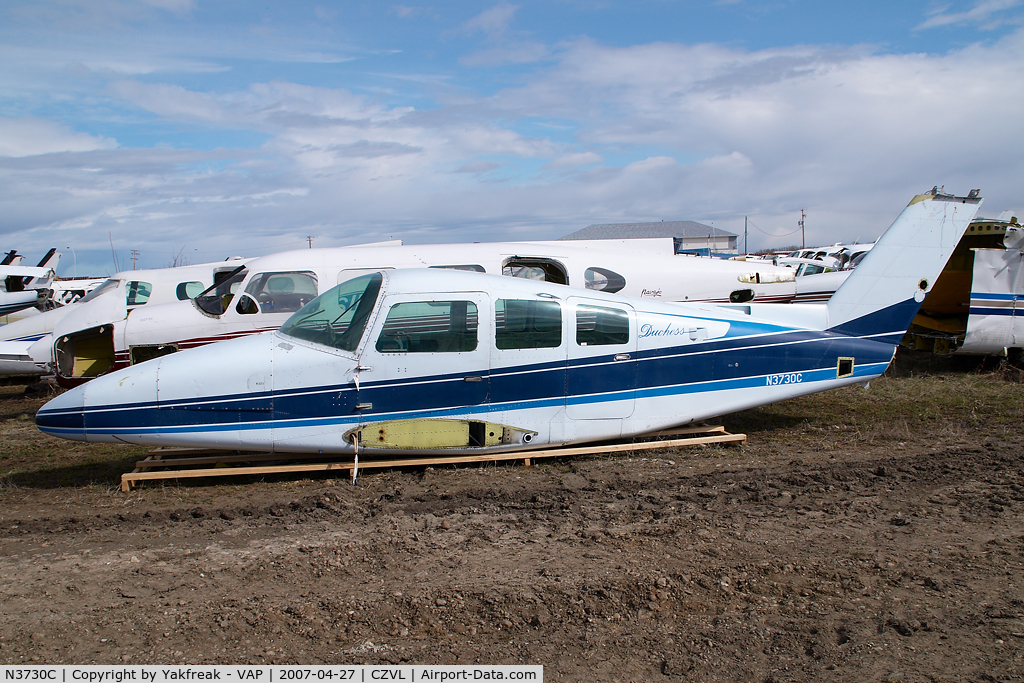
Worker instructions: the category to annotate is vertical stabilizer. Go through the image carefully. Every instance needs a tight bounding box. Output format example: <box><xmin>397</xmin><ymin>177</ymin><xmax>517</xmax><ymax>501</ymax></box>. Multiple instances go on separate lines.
<box><xmin>826</xmin><ymin>189</ymin><xmax>982</xmax><ymax>343</ymax></box>
<box><xmin>25</xmin><ymin>248</ymin><xmax>59</xmax><ymax>289</ymax></box>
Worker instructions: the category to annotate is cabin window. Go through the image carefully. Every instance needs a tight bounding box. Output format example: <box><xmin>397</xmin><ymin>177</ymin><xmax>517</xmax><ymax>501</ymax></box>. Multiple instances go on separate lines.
<box><xmin>235</xmin><ymin>293</ymin><xmax>259</xmax><ymax>315</ymax></box>
<box><xmin>495</xmin><ymin>299</ymin><xmax>562</xmax><ymax>349</ymax></box>
<box><xmin>125</xmin><ymin>281</ymin><xmax>152</xmax><ymax>306</ymax></box>
<box><xmin>279</xmin><ymin>273</ymin><xmax>382</xmax><ymax>352</ymax></box>
<box><xmin>583</xmin><ymin>267</ymin><xmax>626</xmax><ymax>293</ymax></box>
<box><xmin>798</xmin><ymin>263</ymin><xmax>826</xmax><ymax>276</ymax></box>
<box><xmin>576</xmin><ymin>305</ymin><xmax>629</xmax><ymax>346</ymax></box>
<box><xmin>729</xmin><ymin>288</ymin><xmax>755</xmax><ymax>303</ymax></box>
<box><xmin>175</xmin><ymin>281</ymin><xmax>205</xmax><ymax>300</ymax></box>
<box><xmin>244</xmin><ymin>271</ymin><xmax>319</xmax><ymax>314</ymax></box>
<box><xmin>376</xmin><ymin>301</ymin><xmax>478</xmax><ymax>353</ymax></box>
<box><xmin>429</xmin><ymin>264</ymin><xmax>486</xmax><ymax>272</ymax></box>
<box><xmin>502</xmin><ymin>257</ymin><xmax>569</xmax><ymax>285</ymax></box>
<box><xmin>193</xmin><ymin>266</ymin><xmax>248</xmax><ymax>317</ymax></box>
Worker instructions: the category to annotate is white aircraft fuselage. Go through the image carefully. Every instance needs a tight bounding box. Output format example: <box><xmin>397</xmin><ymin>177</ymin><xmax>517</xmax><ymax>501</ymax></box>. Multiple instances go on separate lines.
<box><xmin>37</xmin><ymin>191</ymin><xmax>982</xmax><ymax>455</ymax></box>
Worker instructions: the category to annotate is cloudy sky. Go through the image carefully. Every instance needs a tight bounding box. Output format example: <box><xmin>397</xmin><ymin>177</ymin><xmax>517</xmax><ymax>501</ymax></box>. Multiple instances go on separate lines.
<box><xmin>2</xmin><ymin>0</ymin><xmax>1023</xmax><ymax>275</ymax></box>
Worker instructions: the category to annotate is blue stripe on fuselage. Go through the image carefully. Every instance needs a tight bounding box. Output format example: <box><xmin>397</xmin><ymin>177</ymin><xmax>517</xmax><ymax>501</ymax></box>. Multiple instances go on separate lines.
<box><xmin>36</xmin><ymin>329</ymin><xmax>896</xmax><ymax>439</ymax></box>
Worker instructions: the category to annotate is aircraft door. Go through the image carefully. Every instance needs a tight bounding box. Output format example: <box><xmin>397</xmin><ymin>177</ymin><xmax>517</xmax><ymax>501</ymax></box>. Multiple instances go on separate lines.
<box><xmin>354</xmin><ymin>293</ymin><xmax>491</xmax><ymax>423</ymax></box>
<box><xmin>566</xmin><ymin>298</ymin><xmax>637</xmax><ymax>420</ymax></box>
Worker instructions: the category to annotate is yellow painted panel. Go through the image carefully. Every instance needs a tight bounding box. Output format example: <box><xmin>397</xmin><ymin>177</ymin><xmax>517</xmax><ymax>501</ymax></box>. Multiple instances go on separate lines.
<box><xmin>72</xmin><ymin>337</ymin><xmax>115</xmax><ymax>377</ymax></box>
<box><xmin>347</xmin><ymin>419</ymin><xmax>536</xmax><ymax>450</ymax></box>
<box><xmin>376</xmin><ymin>419</ymin><xmax>469</xmax><ymax>449</ymax></box>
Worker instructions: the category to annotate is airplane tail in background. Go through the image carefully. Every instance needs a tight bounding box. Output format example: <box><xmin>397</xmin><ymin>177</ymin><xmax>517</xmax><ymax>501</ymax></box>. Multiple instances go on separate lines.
<box><xmin>826</xmin><ymin>189</ymin><xmax>982</xmax><ymax>344</ymax></box>
<box><xmin>34</xmin><ymin>248</ymin><xmax>59</xmax><ymax>271</ymax></box>
<box><xmin>25</xmin><ymin>248</ymin><xmax>59</xmax><ymax>289</ymax></box>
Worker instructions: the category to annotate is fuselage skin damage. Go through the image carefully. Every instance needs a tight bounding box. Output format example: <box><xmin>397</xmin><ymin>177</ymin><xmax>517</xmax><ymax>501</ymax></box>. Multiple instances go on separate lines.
<box><xmin>36</xmin><ymin>191</ymin><xmax>982</xmax><ymax>456</ymax></box>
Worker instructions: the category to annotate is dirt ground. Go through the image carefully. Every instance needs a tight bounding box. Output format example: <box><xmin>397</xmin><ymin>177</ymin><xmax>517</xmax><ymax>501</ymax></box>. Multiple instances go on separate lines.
<box><xmin>2</xmin><ymin>351</ymin><xmax>1024</xmax><ymax>681</ymax></box>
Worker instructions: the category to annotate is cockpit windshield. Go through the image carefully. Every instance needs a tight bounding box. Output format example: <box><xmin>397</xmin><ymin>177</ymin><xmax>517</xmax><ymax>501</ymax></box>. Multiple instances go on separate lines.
<box><xmin>77</xmin><ymin>278</ymin><xmax>121</xmax><ymax>304</ymax></box>
<box><xmin>279</xmin><ymin>273</ymin><xmax>383</xmax><ymax>352</ymax></box>
<box><xmin>193</xmin><ymin>266</ymin><xmax>248</xmax><ymax>317</ymax></box>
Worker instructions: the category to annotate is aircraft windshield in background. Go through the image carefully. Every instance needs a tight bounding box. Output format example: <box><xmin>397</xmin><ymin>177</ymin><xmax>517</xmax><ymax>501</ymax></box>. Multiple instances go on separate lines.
<box><xmin>0</xmin><ymin>258</ymin><xmax>251</xmax><ymax>377</ymax></box>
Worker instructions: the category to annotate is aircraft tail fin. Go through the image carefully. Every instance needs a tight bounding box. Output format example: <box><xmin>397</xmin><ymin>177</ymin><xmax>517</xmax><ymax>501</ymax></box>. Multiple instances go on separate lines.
<box><xmin>826</xmin><ymin>189</ymin><xmax>982</xmax><ymax>344</ymax></box>
<box><xmin>25</xmin><ymin>249</ymin><xmax>59</xmax><ymax>289</ymax></box>
<box><xmin>34</xmin><ymin>248</ymin><xmax>59</xmax><ymax>270</ymax></box>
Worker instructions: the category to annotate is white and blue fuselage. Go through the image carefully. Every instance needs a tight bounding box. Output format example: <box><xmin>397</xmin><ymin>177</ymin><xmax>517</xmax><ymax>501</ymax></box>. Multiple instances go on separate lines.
<box><xmin>36</xmin><ymin>190</ymin><xmax>983</xmax><ymax>455</ymax></box>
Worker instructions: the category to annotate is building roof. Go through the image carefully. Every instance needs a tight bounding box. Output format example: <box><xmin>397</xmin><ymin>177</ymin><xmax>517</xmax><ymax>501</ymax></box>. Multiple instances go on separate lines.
<box><xmin>560</xmin><ymin>220</ymin><xmax>736</xmax><ymax>241</ymax></box>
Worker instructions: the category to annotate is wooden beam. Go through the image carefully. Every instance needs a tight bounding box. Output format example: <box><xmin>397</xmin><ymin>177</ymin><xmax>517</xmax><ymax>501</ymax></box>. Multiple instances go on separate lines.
<box><xmin>120</xmin><ymin>427</ymin><xmax>746</xmax><ymax>491</ymax></box>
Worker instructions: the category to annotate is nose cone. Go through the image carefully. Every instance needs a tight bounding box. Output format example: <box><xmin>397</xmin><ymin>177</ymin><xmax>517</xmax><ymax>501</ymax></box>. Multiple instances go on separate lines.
<box><xmin>37</xmin><ymin>357</ymin><xmax>160</xmax><ymax>442</ymax></box>
<box><xmin>37</xmin><ymin>331</ymin><xmax>280</xmax><ymax>447</ymax></box>
<box><xmin>36</xmin><ymin>382</ymin><xmax>87</xmax><ymax>439</ymax></box>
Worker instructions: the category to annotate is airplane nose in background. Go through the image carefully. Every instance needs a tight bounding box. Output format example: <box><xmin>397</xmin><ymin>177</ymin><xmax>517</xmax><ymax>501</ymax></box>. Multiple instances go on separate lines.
<box><xmin>35</xmin><ymin>383</ymin><xmax>87</xmax><ymax>439</ymax></box>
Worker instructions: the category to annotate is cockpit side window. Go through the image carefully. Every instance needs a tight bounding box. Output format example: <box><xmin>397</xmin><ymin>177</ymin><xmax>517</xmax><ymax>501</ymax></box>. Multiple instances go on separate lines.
<box><xmin>193</xmin><ymin>266</ymin><xmax>248</xmax><ymax>317</ymax></box>
<box><xmin>495</xmin><ymin>299</ymin><xmax>562</xmax><ymax>349</ymax></box>
<box><xmin>279</xmin><ymin>273</ymin><xmax>382</xmax><ymax>352</ymax></box>
<box><xmin>583</xmin><ymin>267</ymin><xmax>626</xmax><ymax>293</ymax></box>
<box><xmin>576</xmin><ymin>305</ymin><xmax>629</xmax><ymax>346</ymax></box>
<box><xmin>243</xmin><ymin>271</ymin><xmax>319</xmax><ymax>314</ymax></box>
<box><xmin>126</xmin><ymin>281</ymin><xmax>152</xmax><ymax>306</ymax></box>
<box><xmin>175</xmin><ymin>281</ymin><xmax>205</xmax><ymax>300</ymax></box>
<box><xmin>376</xmin><ymin>301</ymin><xmax>478</xmax><ymax>353</ymax></box>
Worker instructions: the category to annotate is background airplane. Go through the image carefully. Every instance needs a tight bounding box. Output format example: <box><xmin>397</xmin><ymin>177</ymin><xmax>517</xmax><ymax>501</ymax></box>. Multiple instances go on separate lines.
<box><xmin>45</xmin><ymin>238</ymin><xmax>796</xmax><ymax>386</ymax></box>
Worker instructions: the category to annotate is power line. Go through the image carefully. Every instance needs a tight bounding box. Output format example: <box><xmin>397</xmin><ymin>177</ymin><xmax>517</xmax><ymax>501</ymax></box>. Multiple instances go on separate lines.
<box><xmin>745</xmin><ymin>218</ymin><xmax>803</xmax><ymax>238</ymax></box>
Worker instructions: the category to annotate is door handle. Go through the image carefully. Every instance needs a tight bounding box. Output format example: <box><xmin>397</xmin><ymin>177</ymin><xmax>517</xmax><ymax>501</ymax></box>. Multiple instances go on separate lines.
<box><xmin>464</xmin><ymin>376</ymin><xmax>484</xmax><ymax>383</ymax></box>
<box><xmin>355</xmin><ymin>403</ymin><xmax>373</xmax><ymax>410</ymax></box>
<box><xmin>614</xmin><ymin>353</ymin><xmax>631</xmax><ymax>361</ymax></box>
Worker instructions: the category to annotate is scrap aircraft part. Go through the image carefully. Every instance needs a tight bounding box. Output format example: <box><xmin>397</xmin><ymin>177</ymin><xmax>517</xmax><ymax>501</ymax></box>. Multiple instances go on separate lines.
<box><xmin>958</xmin><ymin>245</ymin><xmax>1024</xmax><ymax>355</ymax></box>
<box><xmin>0</xmin><ymin>340</ymin><xmax>48</xmax><ymax>376</ymax></box>
<box><xmin>55</xmin><ymin>325</ymin><xmax>115</xmax><ymax>380</ymax></box>
<box><xmin>36</xmin><ymin>190</ymin><xmax>982</xmax><ymax>456</ymax></box>
<box><xmin>129</xmin><ymin>343</ymin><xmax>179</xmax><ymax>366</ymax></box>
<box><xmin>0</xmin><ymin>290</ymin><xmax>42</xmax><ymax>317</ymax></box>
<box><xmin>0</xmin><ymin>258</ymin><xmax>253</xmax><ymax>378</ymax></box>
<box><xmin>344</xmin><ymin>419</ymin><xmax>538</xmax><ymax>450</ymax></box>
<box><xmin>904</xmin><ymin>214</ymin><xmax>1021</xmax><ymax>355</ymax></box>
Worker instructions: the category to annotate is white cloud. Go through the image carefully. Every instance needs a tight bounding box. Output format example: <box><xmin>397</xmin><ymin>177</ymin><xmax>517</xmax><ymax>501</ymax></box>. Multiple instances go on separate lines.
<box><xmin>460</xmin><ymin>41</ymin><xmax>549</xmax><ymax>67</ymax></box>
<box><xmin>544</xmin><ymin>151</ymin><xmax>602</xmax><ymax>169</ymax></box>
<box><xmin>460</xmin><ymin>4</ymin><xmax>519</xmax><ymax>37</ymax></box>
<box><xmin>6</xmin><ymin>26</ymin><xmax>1024</xmax><ymax>266</ymax></box>
<box><xmin>141</xmin><ymin>0</ymin><xmax>196</xmax><ymax>15</ymax></box>
<box><xmin>0</xmin><ymin>116</ymin><xmax>117</xmax><ymax>157</ymax></box>
<box><xmin>916</xmin><ymin>0</ymin><xmax>1022</xmax><ymax>30</ymax></box>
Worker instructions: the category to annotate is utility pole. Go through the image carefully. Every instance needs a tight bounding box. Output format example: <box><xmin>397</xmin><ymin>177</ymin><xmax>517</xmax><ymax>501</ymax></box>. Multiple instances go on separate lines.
<box><xmin>744</xmin><ymin>216</ymin><xmax>748</xmax><ymax>256</ymax></box>
<box><xmin>131</xmin><ymin>249</ymin><xmax>140</xmax><ymax>270</ymax></box>
<box><xmin>799</xmin><ymin>209</ymin><xmax>806</xmax><ymax>249</ymax></box>
<box><xmin>307</xmin><ymin>236</ymin><xmax>314</xmax><ymax>249</ymax></box>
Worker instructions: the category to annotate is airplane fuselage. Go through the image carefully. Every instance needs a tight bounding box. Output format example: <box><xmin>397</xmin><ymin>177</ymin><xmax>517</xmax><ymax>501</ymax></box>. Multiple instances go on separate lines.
<box><xmin>36</xmin><ymin>270</ymin><xmax>893</xmax><ymax>454</ymax></box>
